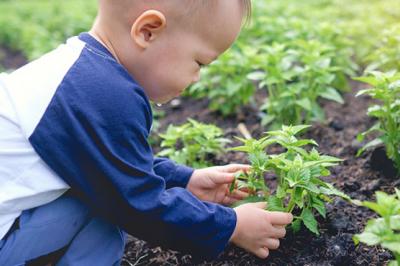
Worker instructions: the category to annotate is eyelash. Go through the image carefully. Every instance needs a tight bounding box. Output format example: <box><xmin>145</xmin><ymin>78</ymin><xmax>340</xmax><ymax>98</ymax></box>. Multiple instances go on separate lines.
<box><xmin>196</xmin><ymin>61</ymin><xmax>205</xmax><ymax>68</ymax></box>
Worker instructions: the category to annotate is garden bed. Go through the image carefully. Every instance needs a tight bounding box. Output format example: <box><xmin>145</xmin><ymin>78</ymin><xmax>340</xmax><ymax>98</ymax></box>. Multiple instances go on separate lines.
<box><xmin>121</xmin><ymin>82</ymin><xmax>396</xmax><ymax>266</ymax></box>
<box><xmin>1</xmin><ymin>48</ymin><xmax>395</xmax><ymax>266</ymax></box>
<box><xmin>0</xmin><ymin>45</ymin><xmax>26</xmax><ymax>71</ymax></box>
<box><xmin>1</xmin><ymin>55</ymin><xmax>395</xmax><ymax>266</ymax></box>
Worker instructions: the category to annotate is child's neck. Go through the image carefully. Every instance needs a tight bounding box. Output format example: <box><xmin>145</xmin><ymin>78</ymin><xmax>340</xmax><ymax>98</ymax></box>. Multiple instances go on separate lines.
<box><xmin>88</xmin><ymin>27</ymin><xmax>121</xmax><ymax>64</ymax></box>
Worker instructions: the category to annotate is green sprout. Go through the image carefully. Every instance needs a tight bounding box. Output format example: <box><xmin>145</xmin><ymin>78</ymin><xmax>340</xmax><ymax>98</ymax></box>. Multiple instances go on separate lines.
<box><xmin>157</xmin><ymin>119</ymin><xmax>230</xmax><ymax>168</ymax></box>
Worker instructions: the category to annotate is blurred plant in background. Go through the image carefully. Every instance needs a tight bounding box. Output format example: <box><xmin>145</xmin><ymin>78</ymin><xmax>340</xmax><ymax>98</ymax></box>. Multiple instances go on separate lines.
<box><xmin>355</xmin><ymin>71</ymin><xmax>400</xmax><ymax>173</ymax></box>
<box><xmin>0</xmin><ymin>0</ymin><xmax>399</xmax><ymax>130</ymax></box>
<box><xmin>157</xmin><ymin>119</ymin><xmax>230</xmax><ymax>168</ymax></box>
<box><xmin>0</xmin><ymin>0</ymin><xmax>96</xmax><ymax>60</ymax></box>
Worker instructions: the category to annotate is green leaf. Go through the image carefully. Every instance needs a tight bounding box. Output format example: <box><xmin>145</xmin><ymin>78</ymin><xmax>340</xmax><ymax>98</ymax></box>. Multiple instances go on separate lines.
<box><xmin>261</xmin><ymin>114</ymin><xmax>276</xmax><ymax>126</ymax></box>
<box><xmin>231</xmin><ymin>196</ymin><xmax>266</xmax><ymax>208</ymax></box>
<box><xmin>291</xmin><ymin>218</ymin><xmax>302</xmax><ymax>233</ymax></box>
<box><xmin>353</xmin><ymin>232</ymin><xmax>381</xmax><ymax>246</ymax></box>
<box><xmin>276</xmin><ymin>184</ymin><xmax>287</xmax><ymax>198</ymax></box>
<box><xmin>320</xmin><ymin>183</ymin><xmax>351</xmax><ymax>201</ymax></box>
<box><xmin>390</xmin><ymin>215</ymin><xmax>400</xmax><ymax>230</ymax></box>
<box><xmin>296</xmin><ymin>98</ymin><xmax>312</xmax><ymax>111</ymax></box>
<box><xmin>229</xmin><ymin>177</ymin><xmax>236</xmax><ymax>193</ymax></box>
<box><xmin>311</xmin><ymin>196</ymin><xmax>327</xmax><ymax>218</ymax></box>
<box><xmin>353</xmin><ymin>76</ymin><xmax>380</xmax><ymax>87</ymax></box>
<box><xmin>357</xmin><ymin>123</ymin><xmax>382</xmax><ymax>142</ymax></box>
<box><xmin>247</xmin><ymin>71</ymin><xmax>266</xmax><ymax>81</ymax></box>
<box><xmin>267</xmin><ymin>195</ymin><xmax>285</xmax><ymax>211</ymax></box>
<box><xmin>382</xmin><ymin>241</ymin><xmax>400</xmax><ymax>254</ymax></box>
<box><xmin>355</xmin><ymin>88</ymin><xmax>374</xmax><ymax>97</ymax></box>
<box><xmin>320</xmin><ymin>87</ymin><xmax>344</xmax><ymax>104</ymax></box>
<box><xmin>292</xmin><ymin>139</ymin><xmax>319</xmax><ymax>147</ymax></box>
<box><xmin>357</xmin><ymin>138</ymin><xmax>384</xmax><ymax>157</ymax></box>
<box><xmin>298</xmin><ymin>183</ymin><xmax>320</xmax><ymax>194</ymax></box>
<box><xmin>301</xmin><ymin>208</ymin><xmax>319</xmax><ymax>235</ymax></box>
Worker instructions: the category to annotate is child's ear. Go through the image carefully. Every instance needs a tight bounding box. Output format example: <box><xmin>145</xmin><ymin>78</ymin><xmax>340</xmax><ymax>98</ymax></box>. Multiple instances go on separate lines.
<box><xmin>130</xmin><ymin>10</ymin><xmax>166</xmax><ymax>49</ymax></box>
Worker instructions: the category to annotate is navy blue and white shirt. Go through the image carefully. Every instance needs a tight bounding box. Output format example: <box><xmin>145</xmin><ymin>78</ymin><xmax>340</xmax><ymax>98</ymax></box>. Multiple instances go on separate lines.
<box><xmin>0</xmin><ymin>33</ymin><xmax>236</xmax><ymax>259</ymax></box>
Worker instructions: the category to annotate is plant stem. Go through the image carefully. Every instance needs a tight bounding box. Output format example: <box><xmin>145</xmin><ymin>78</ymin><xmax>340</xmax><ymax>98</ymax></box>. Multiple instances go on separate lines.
<box><xmin>395</xmin><ymin>253</ymin><xmax>400</xmax><ymax>265</ymax></box>
<box><xmin>286</xmin><ymin>188</ymin><xmax>297</xmax><ymax>213</ymax></box>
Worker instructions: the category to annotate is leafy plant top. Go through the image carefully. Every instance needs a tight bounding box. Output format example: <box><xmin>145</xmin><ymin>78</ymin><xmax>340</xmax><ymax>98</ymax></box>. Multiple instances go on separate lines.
<box><xmin>157</xmin><ymin>119</ymin><xmax>230</xmax><ymax>168</ymax></box>
<box><xmin>354</xmin><ymin>190</ymin><xmax>400</xmax><ymax>266</ymax></box>
<box><xmin>355</xmin><ymin>71</ymin><xmax>400</xmax><ymax>174</ymax></box>
<box><xmin>231</xmin><ymin>125</ymin><xmax>350</xmax><ymax>235</ymax></box>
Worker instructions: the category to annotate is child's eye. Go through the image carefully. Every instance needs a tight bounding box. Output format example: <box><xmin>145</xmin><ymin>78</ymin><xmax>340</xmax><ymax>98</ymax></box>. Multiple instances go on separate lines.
<box><xmin>196</xmin><ymin>61</ymin><xmax>205</xmax><ymax>68</ymax></box>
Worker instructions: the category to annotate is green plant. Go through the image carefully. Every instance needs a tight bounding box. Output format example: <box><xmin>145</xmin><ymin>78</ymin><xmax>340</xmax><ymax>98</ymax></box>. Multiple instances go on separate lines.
<box><xmin>187</xmin><ymin>45</ymin><xmax>258</xmax><ymax>116</ymax></box>
<box><xmin>148</xmin><ymin>105</ymin><xmax>165</xmax><ymax>146</ymax></box>
<box><xmin>355</xmin><ymin>71</ymin><xmax>400</xmax><ymax>173</ymax></box>
<box><xmin>366</xmin><ymin>24</ymin><xmax>400</xmax><ymax>72</ymax></box>
<box><xmin>354</xmin><ymin>190</ymin><xmax>400</xmax><ymax>266</ymax></box>
<box><xmin>231</xmin><ymin>125</ymin><xmax>350</xmax><ymax>234</ymax></box>
<box><xmin>0</xmin><ymin>0</ymin><xmax>96</xmax><ymax>60</ymax></box>
<box><xmin>157</xmin><ymin>119</ymin><xmax>230</xmax><ymax>168</ymax></box>
<box><xmin>249</xmin><ymin>40</ymin><xmax>345</xmax><ymax>128</ymax></box>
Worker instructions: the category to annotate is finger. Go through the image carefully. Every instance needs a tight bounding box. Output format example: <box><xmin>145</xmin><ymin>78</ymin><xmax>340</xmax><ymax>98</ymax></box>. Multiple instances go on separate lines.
<box><xmin>254</xmin><ymin>247</ymin><xmax>269</xmax><ymax>259</ymax></box>
<box><xmin>222</xmin><ymin>196</ymin><xmax>237</xmax><ymax>206</ymax></box>
<box><xmin>266</xmin><ymin>211</ymin><xmax>293</xmax><ymax>225</ymax></box>
<box><xmin>269</xmin><ymin>226</ymin><xmax>286</xmax><ymax>239</ymax></box>
<box><xmin>211</xmin><ymin>173</ymin><xmax>235</xmax><ymax>185</ymax></box>
<box><xmin>219</xmin><ymin>164</ymin><xmax>251</xmax><ymax>173</ymax></box>
<box><xmin>229</xmin><ymin>189</ymin><xmax>249</xmax><ymax>199</ymax></box>
<box><xmin>264</xmin><ymin>238</ymin><xmax>280</xmax><ymax>250</ymax></box>
<box><xmin>250</xmin><ymin>201</ymin><xmax>267</xmax><ymax>209</ymax></box>
<box><xmin>239</xmin><ymin>187</ymin><xmax>250</xmax><ymax>192</ymax></box>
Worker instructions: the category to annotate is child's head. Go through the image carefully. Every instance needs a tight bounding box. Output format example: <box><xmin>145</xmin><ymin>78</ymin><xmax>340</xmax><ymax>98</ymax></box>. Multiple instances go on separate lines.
<box><xmin>91</xmin><ymin>0</ymin><xmax>251</xmax><ymax>103</ymax></box>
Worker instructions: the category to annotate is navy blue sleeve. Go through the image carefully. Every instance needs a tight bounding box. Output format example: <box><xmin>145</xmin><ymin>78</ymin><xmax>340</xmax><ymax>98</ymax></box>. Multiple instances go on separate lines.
<box><xmin>153</xmin><ymin>157</ymin><xmax>194</xmax><ymax>189</ymax></box>
<box><xmin>28</xmin><ymin>52</ymin><xmax>236</xmax><ymax>259</ymax></box>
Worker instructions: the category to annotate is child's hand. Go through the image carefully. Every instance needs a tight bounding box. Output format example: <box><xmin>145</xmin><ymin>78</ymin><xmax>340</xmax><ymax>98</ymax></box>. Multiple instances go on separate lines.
<box><xmin>186</xmin><ymin>164</ymin><xmax>250</xmax><ymax>205</ymax></box>
<box><xmin>231</xmin><ymin>202</ymin><xmax>293</xmax><ymax>259</ymax></box>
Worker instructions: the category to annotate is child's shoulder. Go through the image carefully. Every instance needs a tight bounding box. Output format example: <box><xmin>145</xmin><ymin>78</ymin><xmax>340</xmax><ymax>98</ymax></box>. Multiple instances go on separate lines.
<box><xmin>2</xmin><ymin>33</ymin><xmax>152</xmax><ymax>137</ymax></box>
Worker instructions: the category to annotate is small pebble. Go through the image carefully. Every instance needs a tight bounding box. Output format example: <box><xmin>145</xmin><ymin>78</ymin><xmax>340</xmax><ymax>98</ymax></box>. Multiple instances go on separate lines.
<box><xmin>170</xmin><ymin>98</ymin><xmax>181</xmax><ymax>108</ymax></box>
<box><xmin>329</xmin><ymin>120</ymin><xmax>344</xmax><ymax>131</ymax></box>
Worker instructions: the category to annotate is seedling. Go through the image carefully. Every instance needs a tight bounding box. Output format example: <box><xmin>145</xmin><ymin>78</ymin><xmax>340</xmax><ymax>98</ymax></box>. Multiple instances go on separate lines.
<box><xmin>157</xmin><ymin>119</ymin><xmax>230</xmax><ymax>168</ymax></box>
<box><xmin>231</xmin><ymin>125</ymin><xmax>350</xmax><ymax>235</ymax></box>
<box><xmin>355</xmin><ymin>71</ymin><xmax>400</xmax><ymax>173</ymax></box>
<box><xmin>354</xmin><ymin>190</ymin><xmax>400</xmax><ymax>266</ymax></box>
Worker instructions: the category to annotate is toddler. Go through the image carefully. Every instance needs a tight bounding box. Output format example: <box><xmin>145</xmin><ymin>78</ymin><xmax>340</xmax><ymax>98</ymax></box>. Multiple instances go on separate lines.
<box><xmin>0</xmin><ymin>0</ymin><xmax>292</xmax><ymax>265</ymax></box>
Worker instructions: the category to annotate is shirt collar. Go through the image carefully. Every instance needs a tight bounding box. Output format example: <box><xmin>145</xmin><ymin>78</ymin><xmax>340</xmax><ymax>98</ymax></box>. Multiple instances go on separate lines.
<box><xmin>78</xmin><ymin>32</ymin><xmax>116</xmax><ymax>61</ymax></box>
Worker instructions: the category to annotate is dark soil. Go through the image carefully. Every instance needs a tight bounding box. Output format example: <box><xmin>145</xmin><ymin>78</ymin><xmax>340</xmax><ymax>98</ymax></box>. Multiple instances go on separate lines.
<box><xmin>122</xmin><ymin>82</ymin><xmax>398</xmax><ymax>266</ymax></box>
<box><xmin>1</xmin><ymin>49</ymin><xmax>396</xmax><ymax>266</ymax></box>
<box><xmin>370</xmin><ymin>147</ymin><xmax>398</xmax><ymax>179</ymax></box>
<box><xmin>0</xmin><ymin>46</ymin><xmax>27</xmax><ymax>71</ymax></box>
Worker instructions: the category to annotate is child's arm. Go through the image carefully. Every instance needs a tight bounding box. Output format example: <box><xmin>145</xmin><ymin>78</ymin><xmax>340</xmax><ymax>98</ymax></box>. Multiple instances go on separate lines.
<box><xmin>152</xmin><ymin>157</ymin><xmax>194</xmax><ymax>189</ymax></box>
<box><xmin>29</xmin><ymin>85</ymin><xmax>237</xmax><ymax>259</ymax></box>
